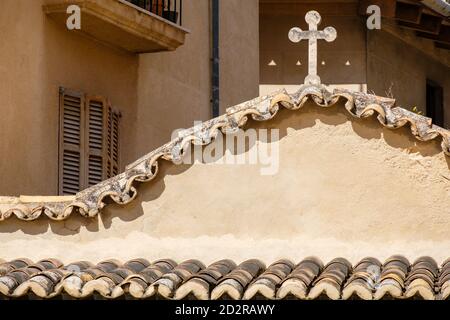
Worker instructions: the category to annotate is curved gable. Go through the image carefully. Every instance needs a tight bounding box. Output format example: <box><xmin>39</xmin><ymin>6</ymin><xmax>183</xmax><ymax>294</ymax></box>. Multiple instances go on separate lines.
<box><xmin>0</xmin><ymin>84</ymin><xmax>449</xmax><ymax>222</ymax></box>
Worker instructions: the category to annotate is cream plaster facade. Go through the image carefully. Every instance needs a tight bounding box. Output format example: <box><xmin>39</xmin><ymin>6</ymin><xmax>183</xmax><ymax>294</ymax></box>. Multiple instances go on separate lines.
<box><xmin>0</xmin><ymin>0</ymin><xmax>448</xmax><ymax>268</ymax></box>
<box><xmin>0</xmin><ymin>101</ymin><xmax>448</xmax><ymax>264</ymax></box>
<box><xmin>367</xmin><ymin>25</ymin><xmax>450</xmax><ymax>127</ymax></box>
<box><xmin>0</xmin><ymin>0</ymin><xmax>259</xmax><ymax>196</ymax></box>
<box><xmin>0</xmin><ymin>0</ymin><xmax>138</xmax><ymax>196</ymax></box>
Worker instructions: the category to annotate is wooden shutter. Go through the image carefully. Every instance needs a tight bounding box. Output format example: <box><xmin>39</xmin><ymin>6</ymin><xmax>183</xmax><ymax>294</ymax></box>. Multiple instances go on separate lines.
<box><xmin>59</xmin><ymin>88</ymin><xmax>85</xmax><ymax>195</ymax></box>
<box><xmin>59</xmin><ymin>89</ymin><xmax>120</xmax><ymax>194</ymax></box>
<box><xmin>86</xmin><ymin>96</ymin><xmax>107</xmax><ymax>187</ymax></box>
<box><xmin>106</xmin><ymin>105</ymin><xmax>120</xmax><ymax>179</ymax></box>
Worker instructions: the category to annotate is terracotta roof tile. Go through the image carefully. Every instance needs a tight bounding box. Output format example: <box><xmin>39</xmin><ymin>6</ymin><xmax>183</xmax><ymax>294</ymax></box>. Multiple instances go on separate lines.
<box><xmin>147</xmin><ymin>259</ymin><xmax>206</xmax><ymax>299</ymax></box>
<box><xmin>243</xmin><ymin>259</ymin><xmax>294</xmax><ymax>300</ymax></box>
<box><xmin>277</xmin><ymin>257</ymin><xmax>323</xmax><ymax>299</ymax></box>
<box><xmin>1</xmin><ymin>255</ymin><xmax>449</xmax><ymax>300</ymax></box>
<box><xmin>342</xmin><ymin>257</ymin><xmax>382</xmax><ymax>300</ymax></box>
<box><xmin>441</xmin><ymin>259</ymin><xmax>450</xmax><ymax>299</ymax></box>
<box><xmin>309</xmin><ymin>258</ymin><xmax>352</xmax><ymax>300</ymax></box>
<box><xmin>211</xmin><ymin>259</ymin><xmax>265</xmax><ymax>300</ymax></box>
<box><xmin>175</xmin><ymin>259</ymin><xmax>236</xmax><ymax>300</ymax></box>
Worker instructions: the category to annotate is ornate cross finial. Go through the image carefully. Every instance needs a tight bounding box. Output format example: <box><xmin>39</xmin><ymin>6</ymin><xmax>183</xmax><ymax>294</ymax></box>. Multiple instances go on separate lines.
<box><xmin>288</xmin><ymin>11</ymin><xmax>337</xmax><ymax>85</ymax></box>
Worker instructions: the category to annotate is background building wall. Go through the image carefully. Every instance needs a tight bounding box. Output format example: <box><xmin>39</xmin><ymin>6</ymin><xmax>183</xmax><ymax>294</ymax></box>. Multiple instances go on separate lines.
<box><xmin>0</xmin><ymin>102</ymin><xmax>448</xmax><ymax>263</ymax></box>
<box><xmin>0</xmin><ymin>0</ymin><xmax>261</xmax><ymax>196</ymax></box>
<box><xmin>367</xmin><ymin>27</ymin><xmax>450</xmax><ymax>129</ymax></box>
<box><xmin>259</xmin><ymin>1</ymin><xmax>450</xmax><ymax>130</ymax></box>
<box><xmin>0</xmin><ymin>0</ymin><xmax>138</xmax><ymax>196</ymax></box>
<box><xmin>219</xmin><ymin>0</ymin><xmax>260</xmax><ymax>114</ymax></box>
<box><xmin>260</xmin><ymin>1</ymin><xmax>367</xmax><ymax>86</ymax></box>
<box><xmin>134</xmin><ymin>0</ymin><xmax>260</xmax><ymax>159</ymax></box>
<box><xmin>134</xmin><ymin>0</ymin><xmax>211</xmax><ymax>157</ymax></box>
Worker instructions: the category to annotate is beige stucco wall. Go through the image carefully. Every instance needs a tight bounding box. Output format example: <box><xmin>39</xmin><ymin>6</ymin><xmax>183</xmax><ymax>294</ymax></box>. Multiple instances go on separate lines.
<box><xmin>0</xmin><ymin>0</ymin><xmax>260</xmax><ymax>197</ymax></box>
<box><xmin>0</xmin><ymin>0</ymin><xmax>138</xmax><ymax>196</ymax></box>
<box><xmin>367</xmin><ymin>28</ymin><xmax>450</xmax><ymax>129</ymax></box>
<box><xmin>219</xmin><ymin>0</ymin><xmax>260</xmax><ymax>113</ymax></box>
<box><xmin>1</xmin><ymin>102</ymin><xmax>448</xmax><ymax>264</ymax></box>
<box><xmin>367</xmin><ymin>26</ymin><xmax>450</xmax><ymax>128</ymax></box>
<box><xmin>134</xmin><ymin>0</ymin><xmax>211</xmax><ymax>157</ymax></box>
<box><xmin>134</xmin><ymin>0</ymin><xmax>260</xmax><ymax>157</ymax></box>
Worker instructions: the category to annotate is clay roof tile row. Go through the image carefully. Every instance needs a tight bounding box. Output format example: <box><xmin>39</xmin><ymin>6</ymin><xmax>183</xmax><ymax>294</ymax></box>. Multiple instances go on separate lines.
<box><xmin>1</xmin><ymin>255</ymin><xmax>449</xmax><ymax>300</ymax></box>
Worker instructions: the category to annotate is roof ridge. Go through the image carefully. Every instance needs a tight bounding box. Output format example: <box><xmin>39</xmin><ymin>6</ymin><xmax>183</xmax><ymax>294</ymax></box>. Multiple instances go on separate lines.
<box><xmin>1</xmin><ymin>84</ymin><xmax>449</xmax><ymax>221</ymax></box>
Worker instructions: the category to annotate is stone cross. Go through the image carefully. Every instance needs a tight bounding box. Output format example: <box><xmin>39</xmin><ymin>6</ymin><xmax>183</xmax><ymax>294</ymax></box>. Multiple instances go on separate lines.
<box><xmin>288</xmin><ymin>11</ymin><xmax>337</xmax><ymax>85</ymax></box>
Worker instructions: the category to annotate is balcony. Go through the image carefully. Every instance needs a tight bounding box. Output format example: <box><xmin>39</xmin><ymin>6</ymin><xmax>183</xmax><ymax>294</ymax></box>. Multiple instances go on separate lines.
<box><xmin>126</xmin><ymin>0</ymin><xmax>183</xmax><ymax>26</ymax></box>
<box><xmin>43</xmin><ymin>0</ymin><xmax>189</xmax><ymax>53</ymax></box>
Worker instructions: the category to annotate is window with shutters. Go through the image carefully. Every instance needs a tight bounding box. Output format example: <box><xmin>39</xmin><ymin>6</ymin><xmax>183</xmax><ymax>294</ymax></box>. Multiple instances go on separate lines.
<box><xmin>59</xmin><ymin>88</ymin><xmax>121</xmax><ymax>195</ymax></box>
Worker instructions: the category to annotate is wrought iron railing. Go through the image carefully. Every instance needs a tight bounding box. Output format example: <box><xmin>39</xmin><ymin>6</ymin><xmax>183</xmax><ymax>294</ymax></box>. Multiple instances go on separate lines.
<box><xmin>126</xmin><ymin>0</ymin><xmax>183</xmax><ymax>26</ymax></box>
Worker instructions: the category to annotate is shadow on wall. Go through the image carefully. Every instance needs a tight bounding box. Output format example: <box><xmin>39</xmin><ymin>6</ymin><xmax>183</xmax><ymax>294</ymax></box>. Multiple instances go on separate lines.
<box><xmin>0</xmin><ymin>100</ymin><xmax>448</xmax><ymax>235</ymax></box>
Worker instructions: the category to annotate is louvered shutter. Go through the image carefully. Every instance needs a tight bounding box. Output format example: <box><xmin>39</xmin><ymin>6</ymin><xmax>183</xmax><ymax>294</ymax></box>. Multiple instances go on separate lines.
<box><xmin>59</xmin><ymin>89</ymin><xmax>120</xmax><ymax>194</ymax></box>
<box><xmin>86</xmin><ymin>96</ymin><xmax>107</xmax><ymax>187</ymax></box>
<box><xmin>106</xmin><ymin>105</ymin><xmax>112</xmax><ymax>178</ymax></box>
<box><xmin>106</xmin><ymin>105</ymin><xmax>120</xmax><ymax>179</ymax></box>
<box><xmin>59</xmin><ymin>88</ymin><xmax>85</xmax><ymax>195</ymax></box>
<box><xmin>111</xmin><ymin>108</ymin><xmax>120</xmax><ymax>177</ymax></box>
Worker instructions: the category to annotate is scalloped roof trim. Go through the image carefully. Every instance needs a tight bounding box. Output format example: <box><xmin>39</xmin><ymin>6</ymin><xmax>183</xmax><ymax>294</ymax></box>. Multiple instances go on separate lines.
<box><xmin>1</xmin><ymin>84</ymin><xmax>449</xmax><ymax>221</ymax></box>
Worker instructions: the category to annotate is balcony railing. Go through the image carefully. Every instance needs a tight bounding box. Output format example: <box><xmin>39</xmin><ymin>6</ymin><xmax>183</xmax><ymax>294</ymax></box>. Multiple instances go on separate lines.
<box><xmin>126</xmin><ymin>0</ymin><xmax>183</xmax><ymax>26</ymax></box>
